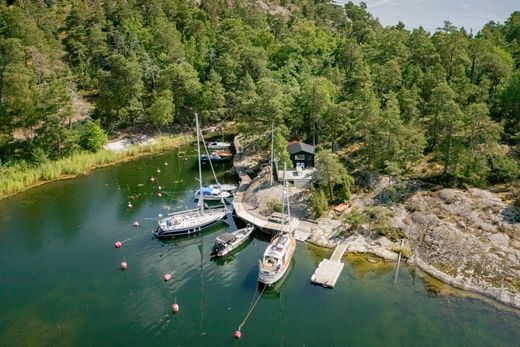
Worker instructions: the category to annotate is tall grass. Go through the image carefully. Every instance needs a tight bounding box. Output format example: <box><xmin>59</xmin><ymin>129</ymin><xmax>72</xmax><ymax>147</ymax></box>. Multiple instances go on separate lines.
<box><xmin>0</xmin><ymin>134</ymin><xmax>192</xmax><ymax>199</ymax></box>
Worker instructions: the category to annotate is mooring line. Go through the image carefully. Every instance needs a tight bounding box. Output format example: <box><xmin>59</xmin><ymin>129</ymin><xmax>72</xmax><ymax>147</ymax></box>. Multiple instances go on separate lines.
<box><xmin>237</xmin><ymin>284</ymin><xmax>267</xmax><ymax>332</ymax></box>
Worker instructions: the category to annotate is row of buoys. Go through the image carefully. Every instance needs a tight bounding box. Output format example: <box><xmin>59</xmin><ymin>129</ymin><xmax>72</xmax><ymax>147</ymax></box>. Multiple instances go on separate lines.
<box><xmin>114</xmin><ymin>235</ymin><xmax>180</xmax><ymax>316</ymax></box>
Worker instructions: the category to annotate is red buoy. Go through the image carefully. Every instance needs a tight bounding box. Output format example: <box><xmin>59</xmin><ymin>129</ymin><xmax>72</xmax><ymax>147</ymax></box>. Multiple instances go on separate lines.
<box><xmin>114</xmin><ymin>241</ymin><xmax>122</xmax><ymax>248</ymax></box>
<box><xmin>234</xmin><ymin>330</ymin><xmax>241</xmax><ymax>339</ymax></box>
<box><xmin>120</xmin><ymin>261</ymin><xmax>127</xmax><ymax>270</ymax></box>
<box><xmin>163</xmin><ymin>273</ymin><xmax>172</xmax><ymax>281</ymax></box>
<box><xmin>171</xmin><ymin>303</ymin><xmax>179</xmax><ymax>313</ymax></box>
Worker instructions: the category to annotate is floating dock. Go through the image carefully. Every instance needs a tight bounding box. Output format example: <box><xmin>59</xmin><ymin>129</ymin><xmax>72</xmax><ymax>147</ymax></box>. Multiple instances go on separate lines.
<box><xmin>310</xmin><ymin>243</ymin><xmax>348</xmax><ymax>287</ymax></box>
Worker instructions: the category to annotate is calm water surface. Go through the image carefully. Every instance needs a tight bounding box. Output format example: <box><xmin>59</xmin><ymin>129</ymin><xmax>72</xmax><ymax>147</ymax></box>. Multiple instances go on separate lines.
<box><xmin>1</xmin><ymin>147</ymin><xmax>519</xmax><ymax>346</ymax></box>
<box><xmin>335</xmin><ymin>0</ymin><xmax>518</xmax><ymax>33</ymax></box>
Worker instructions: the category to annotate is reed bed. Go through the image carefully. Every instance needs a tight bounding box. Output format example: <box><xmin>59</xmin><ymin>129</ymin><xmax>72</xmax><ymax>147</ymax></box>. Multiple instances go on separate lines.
<box><xmin>0</xmin><ymin>134</ymin><xmax>192</xmax><ymax>199</ymax></box>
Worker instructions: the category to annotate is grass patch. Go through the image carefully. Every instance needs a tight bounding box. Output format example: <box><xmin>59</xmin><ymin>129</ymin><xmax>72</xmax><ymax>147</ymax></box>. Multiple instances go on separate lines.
<box><xmin>0</xmin><ymin>134</ymin><xmax>192</xmax><ymax>199</ymax></box>
<box><xmin>266</xmin><ymin>198</ymin><xmax>283</xmax><ymax>214</ymax></box>
<box><xmin>513</xmin><ymin>282</ymin><xmax>520</xmax><ymax>293</ymax></box>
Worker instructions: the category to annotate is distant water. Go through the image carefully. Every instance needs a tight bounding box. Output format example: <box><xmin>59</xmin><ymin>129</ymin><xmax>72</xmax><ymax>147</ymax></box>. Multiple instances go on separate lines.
<box><xmin>0</xmin><ymin>146</ymin><xmax>519</xmax><ymax>345</ymax></box>
<box><xmin>333</xmin><ymin>0</ymin><xmax>519</xmax><ymax>33</ymax></box>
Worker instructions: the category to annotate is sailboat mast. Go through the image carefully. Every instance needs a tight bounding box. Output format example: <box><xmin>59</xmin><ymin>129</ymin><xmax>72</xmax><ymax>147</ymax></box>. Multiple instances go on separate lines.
<box><xmin>195</xmin><ymin>113</ymin><xmax>204</xmax><ymax>213</ymax></box>
<box><xmin>285</xmin><ymin>161</ymin><xmax>291</xmax><ymax>221</ymax></box>
<box><xmin>270</xmin><ymin>122</ymin><xmax>274</xmax><ymax>186</ymax></box>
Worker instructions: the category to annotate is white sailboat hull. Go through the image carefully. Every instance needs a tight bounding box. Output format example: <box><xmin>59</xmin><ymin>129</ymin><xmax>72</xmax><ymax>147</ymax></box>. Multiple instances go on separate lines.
<box><xmin>154</xmin><ymin>207</ymin><xmax>230</xmax><ymax>239</ymax></box>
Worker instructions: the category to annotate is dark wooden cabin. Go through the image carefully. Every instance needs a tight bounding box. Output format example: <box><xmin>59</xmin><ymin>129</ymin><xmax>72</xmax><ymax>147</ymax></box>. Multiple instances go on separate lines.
<box><xmin>287</xmin><ymin>142</ymin><xmax>315</xmax><ymax>168</ymax></box>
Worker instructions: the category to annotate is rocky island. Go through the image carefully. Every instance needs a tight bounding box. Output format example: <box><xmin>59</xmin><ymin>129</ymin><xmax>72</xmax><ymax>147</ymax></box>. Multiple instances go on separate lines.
<box><xmin>234</xmin><ymin>133</ymin><xmax>520</xmax><ymax>309</ymax></box>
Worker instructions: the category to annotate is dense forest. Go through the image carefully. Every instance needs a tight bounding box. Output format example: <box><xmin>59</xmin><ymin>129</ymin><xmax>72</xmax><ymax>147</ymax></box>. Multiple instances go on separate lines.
<box><xmin>0</xmin><ymin>0</ymin><xmax>519</xmax><ymax>187</ymax></box>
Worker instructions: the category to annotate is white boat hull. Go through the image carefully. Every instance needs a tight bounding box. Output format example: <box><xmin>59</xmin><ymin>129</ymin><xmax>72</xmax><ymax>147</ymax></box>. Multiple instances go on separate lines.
<box><xmin>258</xmin><ymin>234</ymin><xmax>296</xmax><ymax>286</ymax></box>
<box><xmin>154</xmin><ymin>207</ymin><xmax>230</xmax><ymax>239</ymax></box>
<box><xmin>213</xmin><ymin>225</ymin><xmax>254</xmax><ymax>257</ymax></box>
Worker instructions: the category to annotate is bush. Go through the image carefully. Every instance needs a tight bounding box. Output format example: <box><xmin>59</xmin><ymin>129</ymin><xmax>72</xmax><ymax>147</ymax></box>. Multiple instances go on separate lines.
<box><xmin>489</xmin><ymin>155</ymin><xmax>519</xmax><ymax>184</ymax></box>
<box><xmin>30</xmin><ymin>148</ymin><xmax>49</xmax><ymax>165</ymax></box>
<box><xmin>266</xmin><ymin>198</ymin><xmax>282</xmax><ymax>213</ymax></box>
<box><xmin>78</xmin><ymin>121</ymin><xmax>108</xmax><ymax>152</ymax></box>
<box><xmin>310</xmin><ymin>188</ymin><xmax>328</xmax><ymax>217</ymax></box>
<box><xmin>344</xmin><ymin>208</ymin><xmax>368</xmax><ymax>229</ymax></box>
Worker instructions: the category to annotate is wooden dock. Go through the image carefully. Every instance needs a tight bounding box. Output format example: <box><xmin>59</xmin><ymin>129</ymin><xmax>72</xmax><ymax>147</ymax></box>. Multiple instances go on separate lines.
<box><xmin>232</xmin><ymin>201</ymin><xmax>300</xmax><ymax>233</ymax></box>
<box><xmin>310</xmin><ymin>243</ymin><xmax>348</xmax><ymax>288</ymax></box>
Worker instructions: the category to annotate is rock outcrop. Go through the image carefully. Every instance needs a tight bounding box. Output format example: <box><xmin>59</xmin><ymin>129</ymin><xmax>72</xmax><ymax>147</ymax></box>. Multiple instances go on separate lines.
<box><xmin>395</xmin><ymin>187</ymin><xmax>520</xmax><ymax>309</ymax></box>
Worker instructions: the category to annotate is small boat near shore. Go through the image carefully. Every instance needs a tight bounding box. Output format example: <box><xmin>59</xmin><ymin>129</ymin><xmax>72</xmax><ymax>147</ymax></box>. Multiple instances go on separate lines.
<box><xmin>208</xmin><ymin>183</ymin><xmax>237</xmax><ymax>195</ymax></box>
<box><xmin>211</xmin><ymin>224</ymin><xmax>254</xmax><ymax>257</ymax></box>
<box><xmin>194</xmin><ymin>186</ymin><xmax>231</xmax><ymax>201</ymax></box>
<box><xmin>207</xmin><ymin>141</ymin><xmax>232</xmax><ymax>150</ymax></box>
<box><xmin>201</xmin><ymin>152</ymin><xmax>232</xmax><ymax>163</ymax></box>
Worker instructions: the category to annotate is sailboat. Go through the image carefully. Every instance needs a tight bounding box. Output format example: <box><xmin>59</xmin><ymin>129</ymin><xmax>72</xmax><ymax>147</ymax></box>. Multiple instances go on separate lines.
<box><xmin>258</xmin><ymin>163</ymin><xmax>296</xmax><ymax>286</ymax></box>
<box><xmin>154</xmin><ymin>114</ymin><xmax>230</xmax><ymax>239</ymax></box>
<box><xmin>194</xmin><ymin>130</ymin><xmax>233</xmax><ymax>201</ymax></box>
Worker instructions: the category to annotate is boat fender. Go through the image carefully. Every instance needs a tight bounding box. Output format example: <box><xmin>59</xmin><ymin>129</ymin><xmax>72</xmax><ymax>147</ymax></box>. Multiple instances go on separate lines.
<box><xmin>171</xmin><ymin>303</ymin><xmax>179</xmax><ymax>313</ymax></box>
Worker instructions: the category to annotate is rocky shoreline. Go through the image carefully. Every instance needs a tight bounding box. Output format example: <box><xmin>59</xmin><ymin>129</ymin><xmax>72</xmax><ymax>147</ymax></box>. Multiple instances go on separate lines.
<box><xmin>233</xmin><ymin>134</ymin><xmax>520</xmax><ymax>310</ymax></box>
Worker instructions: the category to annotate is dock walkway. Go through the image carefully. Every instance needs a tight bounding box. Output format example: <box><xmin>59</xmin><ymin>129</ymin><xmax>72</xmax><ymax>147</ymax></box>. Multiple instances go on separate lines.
<box><xmin>233</xmin><ymin>201</ymin><xmax>300</xmax><ymax>233</ymax></box>
<box><xmin>310</xmin><ymin>242</ymin><xmax>348</xmax><ymax>288</ymax></box>
<box><xmin>232</xmin><ymin>135</ymin><xmax>300</xmax><ymax>234</ymax></box>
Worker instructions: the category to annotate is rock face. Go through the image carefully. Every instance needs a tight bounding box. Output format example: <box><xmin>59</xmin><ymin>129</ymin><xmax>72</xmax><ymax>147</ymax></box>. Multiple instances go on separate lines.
<box><xmin>398</xmin><ymin>188</ymin><xmax>520</xmax><ymax>309</ymax></box>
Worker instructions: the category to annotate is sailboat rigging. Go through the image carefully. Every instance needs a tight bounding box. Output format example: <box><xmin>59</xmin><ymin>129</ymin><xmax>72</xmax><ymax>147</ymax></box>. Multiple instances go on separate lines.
<box><xmin>154</xmin><ymin>114</ymin><xmax>230</xmax><ymax>239</ymax></box>
<box><xmin>258</xmin><ymin>162</ymin><xmax>296</xmax><ymax>286</ymax></box>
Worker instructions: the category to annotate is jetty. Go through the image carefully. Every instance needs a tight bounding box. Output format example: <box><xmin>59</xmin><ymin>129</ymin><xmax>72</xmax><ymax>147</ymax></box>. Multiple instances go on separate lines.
<box><xmin>232</xmin><ymin>136</ymin><xmax>300</xmax><ymax>234</ymax></box>
<box><xmin>310</xmin><ymin>242</ymin><xmax>348</xmax><ymax>287</ymax></box>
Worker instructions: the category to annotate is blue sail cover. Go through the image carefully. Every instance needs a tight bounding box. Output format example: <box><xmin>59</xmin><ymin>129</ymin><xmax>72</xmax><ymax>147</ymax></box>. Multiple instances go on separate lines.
<box><xmin>201</xmin><ymin>187</ymin><xmax>214</xmax><ymax>195</ymax></box>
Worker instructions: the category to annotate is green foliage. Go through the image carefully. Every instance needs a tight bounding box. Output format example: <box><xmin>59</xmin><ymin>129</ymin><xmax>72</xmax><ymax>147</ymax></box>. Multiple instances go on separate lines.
<box><xmin>314</xmin><ymin>149</ymin><xmax>354</xmax><ymax>204</ymax></box>
<box><xmin>344</xmin><ymin>208</ymin><xmax>368</xmax><ymax>229</ymax></box>
<box><xmin>266</xmin><ymin>198</ymin><xmax>282</xmax><ymax>214</ymax></box>
<box><xmin>79</xmin><ymin>121</ymin><xmax>108</xmax><ymax>152</ymax></box>
<box><xmin>0</xmin><ymin>0</ymin><xmax>518</xmax><ymax>191</ymax></box>
<box><xmin>147</xmin><ymin>90</ymin><xmax>174</xmax><ymax>128</ymax></box>
<box><xmin>489</xmin><ymin>154</ymin><xmax>520</xmax><ymax>183</ymax></box>
<box><xmin>310</xmin><ymin>188</ymin><xmax>328</xmax><ymax>217</ymax></box>
<box><xmin>364</xmin><ymin>206</ymin><xmax>403</xmax><ymax>241</ymax></box>
<box><xmin>273</xmin><ymin>129</ymin><xmax>292</xmax><ymax>169</ymax></box>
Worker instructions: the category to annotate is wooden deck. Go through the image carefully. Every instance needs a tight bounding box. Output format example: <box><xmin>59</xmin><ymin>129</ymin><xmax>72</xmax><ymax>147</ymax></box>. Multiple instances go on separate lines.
<box><xmin>310</xmin><ymin>243</ymin><xmax>347</xmax><ymax>288</ymax></box>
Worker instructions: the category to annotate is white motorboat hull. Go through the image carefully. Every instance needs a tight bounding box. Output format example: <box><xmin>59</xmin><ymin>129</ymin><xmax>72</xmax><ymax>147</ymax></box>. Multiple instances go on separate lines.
<box><xmin>213</xmin><ymin>225</ymin><xmax>254</xmax><ymax>257</ymax></box>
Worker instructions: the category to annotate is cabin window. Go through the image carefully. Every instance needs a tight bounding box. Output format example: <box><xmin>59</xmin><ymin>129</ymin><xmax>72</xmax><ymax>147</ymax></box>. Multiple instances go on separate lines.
<box><xmin>294</xmin><ymin>154</ymin><xmax>305</xmax><ymax>160</ymax></box>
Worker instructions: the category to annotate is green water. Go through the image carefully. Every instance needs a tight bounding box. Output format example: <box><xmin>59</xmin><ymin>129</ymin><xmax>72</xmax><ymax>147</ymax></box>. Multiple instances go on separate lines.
<box><xmin>1</xmin><ymin>147</ymin><xmax>519</xmax><ymax>346</ymax></box>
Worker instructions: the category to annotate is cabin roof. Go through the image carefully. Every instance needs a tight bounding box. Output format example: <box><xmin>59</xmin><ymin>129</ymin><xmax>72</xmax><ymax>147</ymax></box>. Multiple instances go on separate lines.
<box><xmin>287</xmin><ymin>142</ymin><xmax>315</xmax><ymax>155</ymax></box>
